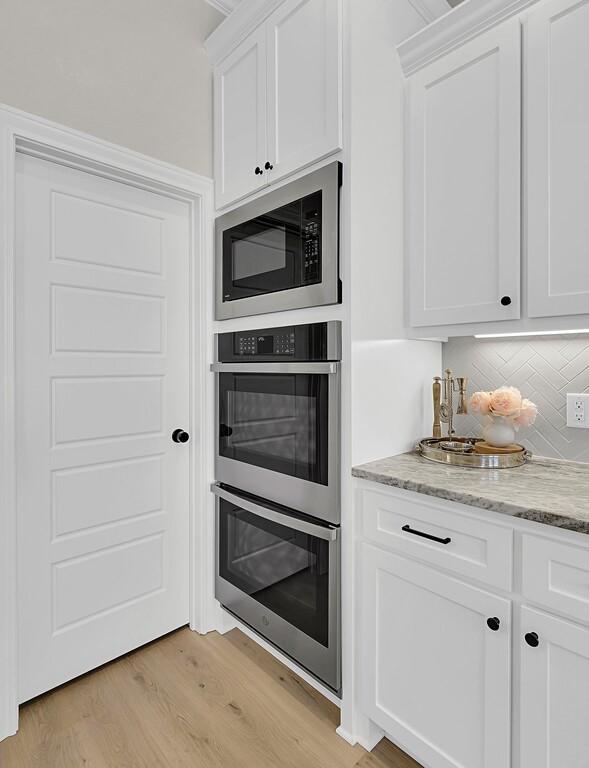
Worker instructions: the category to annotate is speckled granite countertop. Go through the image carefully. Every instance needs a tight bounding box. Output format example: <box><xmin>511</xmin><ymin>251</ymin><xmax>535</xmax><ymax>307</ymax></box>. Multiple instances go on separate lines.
<box><xmin>352</xmin><ymin>452</ymin><xmax>589</xmax><ymax>534</ymax></box>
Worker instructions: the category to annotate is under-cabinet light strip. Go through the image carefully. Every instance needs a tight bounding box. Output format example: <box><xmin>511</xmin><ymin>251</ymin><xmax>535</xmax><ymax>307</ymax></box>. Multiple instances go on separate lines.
<box><xmin>474</xmin><ymin>329</ymin><xmax>589</xmax><ymax>339</ymax></box>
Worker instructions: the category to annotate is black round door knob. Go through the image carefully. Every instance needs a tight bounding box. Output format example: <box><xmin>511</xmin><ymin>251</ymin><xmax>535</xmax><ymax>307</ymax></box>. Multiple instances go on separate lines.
<box><xmin>254</xmin><ymin>166</ymin><xmax>263</xmax><ymax>175</ymax></box>
<box><xmin>172</xmin><ymin>429</ymin><xmax>190</xmax><ymax>444</ymax></box>
<box><xmin>500</xmin><ymin>296</ymin><xmax>512</xmax><ymax>306</ymax></box>
<box><xmin>487</xmin><ymin>617</ymin><xmax>501</xmax><ymax>632</ymax></box>
<box><xmin>525</xmin><ymin>632</ymin><xmax>539</xmax><ymax>648</ymax></box>
<box><xmin>264</xmin><ymin>161</ymin><xmax>274</xmax><ymax>170</ymax></box>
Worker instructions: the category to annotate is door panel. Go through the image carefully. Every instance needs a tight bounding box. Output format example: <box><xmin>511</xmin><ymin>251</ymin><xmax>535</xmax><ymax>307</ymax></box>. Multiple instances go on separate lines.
<box><xmin>266</xmin><ymin>0</ymin><xmax>342</xmax><ymax>182</ymax></box>
<box><xmin>527</xmin><ymin>0</ymin><xmax>589</xmax><ymax>317</ymax></box>
<box><xmin>520</xmin><ymin>606</ymin><xmax>589</xmax><ymax>768</ymax></box>
<box><xmin>16</xmin><ymin>154</ymin><xmax>190</xmax><ymax>703</ymax></box>
<box><xmin>214</xmin><ymin>28</ymin><xmax>268</xmax><ymax>208</ymax></box>
<box><xmin>407</xmin><ymin>19</ymin><xmax>521</xmax><ymax>326</ymax></box>
<box><xmin>359</xmin><ymin>544</ymin><xmax>511</xmax><ymax>768</ymax></box>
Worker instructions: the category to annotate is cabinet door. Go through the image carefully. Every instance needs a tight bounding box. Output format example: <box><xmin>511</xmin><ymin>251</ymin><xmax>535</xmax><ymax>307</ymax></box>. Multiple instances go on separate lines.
<box><xmin>214</xmin><ymin>28</ymin><xmax>268</xmax><ymax>209</ymax></box>
<box><xmin>520</xmin><ymin>606</ymin><xmax>589</xmax><ymax>768</ymax></box>
<box><xmin>527</xmin><ymin>0</ymin><xmax>589</xmax><ymax>317</ymax></box>
<box><xmin>359</xmin><ymin>544</ymin><xmax>511</xmax><ymax>768</ymax></box>
<box><xmin>407</xmin><ymin>19</ymin><xmax>521</xmax><ymax>327</ymax></box>
<box><xmin>266</xmin><ymin>0</ymin><xmax>342</xmax><ymax>183</ymax></box>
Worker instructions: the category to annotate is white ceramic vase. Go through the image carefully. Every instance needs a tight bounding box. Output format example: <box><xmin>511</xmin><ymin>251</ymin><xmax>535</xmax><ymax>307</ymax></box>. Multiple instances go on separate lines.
<box><xmin>483</xmin><ymin>415</ymin><xmax>516</xmax><ymax>448</ymax></box>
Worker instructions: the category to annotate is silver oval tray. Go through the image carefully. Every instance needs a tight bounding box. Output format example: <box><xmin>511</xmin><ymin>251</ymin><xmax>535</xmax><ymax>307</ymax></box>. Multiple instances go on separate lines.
<box><xmin>418</xmin><ymin>437</ymin><xmax>531</xmax><ymax>469</ymax></box>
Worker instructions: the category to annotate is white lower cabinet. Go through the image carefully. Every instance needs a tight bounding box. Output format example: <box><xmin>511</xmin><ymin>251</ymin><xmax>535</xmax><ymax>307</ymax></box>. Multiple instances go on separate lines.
<box><xmin>520</xmin><ymin>606</ymin><xmax>589</xmax><ymax>768</ymax></box>
<box><xmin>357</xmin><ymin>484</ymin><xmax>589</xmax><ymax>768</ymax></box>
<box><xmin>358</xmin><ymin>543</ymin><xmax>512</xmax><ymax>768</ymax></box>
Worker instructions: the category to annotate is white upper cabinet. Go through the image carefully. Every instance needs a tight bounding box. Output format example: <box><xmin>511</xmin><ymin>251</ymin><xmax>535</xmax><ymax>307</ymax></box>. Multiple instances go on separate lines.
<box><xmin>266</xmin><ymin>0</ymin><xmax>342</xmax><ymax>183</ymax></box>
<box><xmin>527</xmin><ymin>0</ymin><xmax>589</xmax><ymax>318</ymax></box>
<box><xmin>212</xmin><ymin>0</ymin><xmax>342</xmax><ymax>209</ymax></box>
<box><xmin>520</xmin><ymin>606</ymin><xmax>589</xmax><ymax>768</ymax></box>
<box><xmin>406</xmin><ymin>19</ymin><xmax>521</xmax><ymax>327</ymax></box>
<box><xmin>214</xmin><ymin>29</ymin><xmax>268</xmax><ymax>209</ymax></box>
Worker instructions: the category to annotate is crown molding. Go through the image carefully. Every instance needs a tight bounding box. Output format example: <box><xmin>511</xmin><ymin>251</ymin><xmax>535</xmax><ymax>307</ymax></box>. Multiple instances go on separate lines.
<box><xmin>205</xmin><ymin>0</ymin><xmax>283</xmax><ymax>63</ymax></box>
<box><xmin>204</xmin><ymin>0</ymin><xmax>241</xmax><ymax>15</ymax></box>
<box><xmin>407</xmin><ymin>0</ymin><xmax>452</xmax><ymax>23</ymax></box>
<box><xmin>397</xmin><ymin>0</ymin><xmax>540</xmax><ymax>75</ymax></box>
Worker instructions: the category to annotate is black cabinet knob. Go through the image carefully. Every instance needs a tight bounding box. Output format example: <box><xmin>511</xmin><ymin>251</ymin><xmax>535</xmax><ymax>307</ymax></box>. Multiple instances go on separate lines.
<box><xmin>254</xmin><ymin>166</ymin><xmax>263</xmax><ymax>175</ymax></box>
<box><xmin>525</xmin><ymin>632</ymin><xmax>539</xmax><ymax>648</ymax></box>
<box><xmin>487</xmin><ymin>617</ymin><xmax>501</xmax><ymax>632</ymax></box>
<box><xmin>172</xmin><ymin>428</ymin><xmax>190</xmax><ymax>444</ymax></box>
<box><xmin>264</xmin><ymin>161</ymin><xmax>274</xmax><ymax>170</ymax></box>
<box><xmin>500</xmin><ymin>296</ymin><xmax>512</xmax><ymax>306</ymax></box>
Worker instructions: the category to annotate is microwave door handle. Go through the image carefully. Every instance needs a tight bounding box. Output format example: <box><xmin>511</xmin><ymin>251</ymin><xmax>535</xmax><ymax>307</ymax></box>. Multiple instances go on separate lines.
<box><xmin>212</xmin><ymin>485</ymin><xmax>338</xmax><ymax>542</ymax></box>
<box><xmin>210</xmin><ymin>362</ymin><xmax>339</xmax><ymax>375</ymax></box>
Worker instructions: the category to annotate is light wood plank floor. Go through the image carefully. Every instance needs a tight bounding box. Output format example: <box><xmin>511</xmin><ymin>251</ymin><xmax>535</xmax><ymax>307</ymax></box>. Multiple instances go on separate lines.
<box><xmin>0</xmin><ymin>627</ymin><xmax>423</xmax><ymax>768</ymax></box>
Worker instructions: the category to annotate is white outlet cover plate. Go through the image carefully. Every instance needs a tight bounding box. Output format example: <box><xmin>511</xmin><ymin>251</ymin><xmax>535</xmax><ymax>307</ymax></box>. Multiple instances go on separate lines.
<box><xmin>566</xmin><ymin>393</ymin><xmax>589</xmax><ymax>428</ymax></box>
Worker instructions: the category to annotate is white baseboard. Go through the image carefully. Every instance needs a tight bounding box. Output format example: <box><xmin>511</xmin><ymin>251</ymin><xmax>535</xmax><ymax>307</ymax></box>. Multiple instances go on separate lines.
<box><xmin>337</xmin><ymin>712</ymin><xmax>384</xmax><ymax>752</ymax></box>
<box><xmin>335</xmin><ymin>724</ymin><xmax>357</xmax><ymax>745</ymax></box>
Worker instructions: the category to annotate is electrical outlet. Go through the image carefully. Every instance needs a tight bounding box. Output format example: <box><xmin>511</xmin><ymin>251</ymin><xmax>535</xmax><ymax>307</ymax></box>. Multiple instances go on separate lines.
<box><xmin>566</xmin><ymin>393</ymin><xmax>589</xmax><ymax>428</ymax></box>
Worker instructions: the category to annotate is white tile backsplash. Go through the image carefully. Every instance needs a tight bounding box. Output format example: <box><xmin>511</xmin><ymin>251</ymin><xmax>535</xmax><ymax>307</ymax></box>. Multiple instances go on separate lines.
<box><xmin>443</xmin><ymin>335</ymin><xmax>589</xmax><ymax>462</ymax></box>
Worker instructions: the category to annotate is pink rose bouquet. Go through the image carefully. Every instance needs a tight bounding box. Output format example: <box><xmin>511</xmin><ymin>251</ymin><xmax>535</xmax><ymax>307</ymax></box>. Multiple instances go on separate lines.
<box><xmin>469</xmin><ymin>386</ymin><xmax>537</xmax><ymax>432</ymax></box>
<box><xmin>514</xmin><ymin>398</ymin><xmax>538</xmax><ymax>429</ymax></box>
<box><xmin>489</xmin><ymin>386</ymin><xmax>522</xmax><ymax>418</ymax></box>
<box><xmin>469</xmin><ymin>391</ymin><xmax>492</xmax><ymax>414</ymax></box>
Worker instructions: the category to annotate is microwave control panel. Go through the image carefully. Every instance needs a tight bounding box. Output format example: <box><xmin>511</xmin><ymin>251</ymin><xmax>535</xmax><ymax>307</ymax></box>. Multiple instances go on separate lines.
<box><xmin>302</xmin><ymin>192</ymin><xmax>322</xmax><ymax>285</ymax></box>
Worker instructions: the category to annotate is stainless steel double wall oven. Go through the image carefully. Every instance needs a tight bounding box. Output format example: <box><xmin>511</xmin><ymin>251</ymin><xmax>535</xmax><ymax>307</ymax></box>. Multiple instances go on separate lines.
<box><xmin>212</xmin><ymin>321</ymin><xmax>341</xmax><ymax>692</ymax></box>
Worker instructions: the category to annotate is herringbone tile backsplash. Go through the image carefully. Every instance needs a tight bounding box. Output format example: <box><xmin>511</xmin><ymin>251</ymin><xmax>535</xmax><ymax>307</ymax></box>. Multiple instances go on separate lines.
<box><xmin>443</xmin><ymin>336</ymin><xmax>589</xmax><ymax>462</ymax></box>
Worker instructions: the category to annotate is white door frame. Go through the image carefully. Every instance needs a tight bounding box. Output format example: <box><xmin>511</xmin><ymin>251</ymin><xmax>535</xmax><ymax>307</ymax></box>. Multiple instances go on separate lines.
<box><xmin>0</xmin><ymin>103</ymin><xmax>214</xmax><ymax>741</ymax></box>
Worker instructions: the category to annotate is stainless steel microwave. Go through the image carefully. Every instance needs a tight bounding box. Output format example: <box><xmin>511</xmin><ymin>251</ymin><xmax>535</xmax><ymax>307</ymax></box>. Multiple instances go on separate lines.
<box><xmin>215</xmin><ymin>162</ymin><xmax>342</xmax><ymax>320</ymax></box>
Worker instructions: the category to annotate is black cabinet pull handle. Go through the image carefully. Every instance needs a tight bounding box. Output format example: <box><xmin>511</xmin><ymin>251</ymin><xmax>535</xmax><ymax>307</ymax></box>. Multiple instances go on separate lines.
<box><xmin>500</xmin><ymin>296</ymin><xmax>512</xmax><ymax>306</ymax></box>
<box><xmin>487</xmin><ymin>617</ymin><xmax>501</xmax><ymax>631</ymax></box>
<box><xmin>401</xmin><ymin>524</ymin><xmax>451</xmax><ymax>545</ymax></box>
<box><xmin>172</xmin><ymin>428</ymin><xmax>190</xmax><ymax>444</ymax></box>
<box><xmin>525</xmin><ymin>632</ymin><xmax>539</xmax><ymax>648</ymax></box>
<box><xmin>254</xmin><ymin>166</ymin><xmax>263</xmax><ymax>175</ymax></box>
<box><xmin>220</xmin><ymin>424</ymin><xmax>233</xmax><ymax>438</ymax></box>
<box><xmin>264</xmin><ymin>161</ymin><xmax>274</xmax><ymax>170</ymax></box>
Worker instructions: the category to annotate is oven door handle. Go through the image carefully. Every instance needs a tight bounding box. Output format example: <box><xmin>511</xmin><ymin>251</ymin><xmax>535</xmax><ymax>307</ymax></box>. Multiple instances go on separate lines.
<box><xmin>213</xmin><ymin>484</ymin><xmax>339</xmax><ymax>541</ymax></box>
<box><xmin>210</xmin><ymin>362</ymin><xmax>339</xmax><ymax>375</ymax></box>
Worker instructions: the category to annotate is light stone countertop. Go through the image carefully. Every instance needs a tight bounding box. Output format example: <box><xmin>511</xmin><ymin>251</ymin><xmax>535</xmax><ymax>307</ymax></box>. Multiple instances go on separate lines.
<box><xmin>352</xmin><ymin>452</ymin><xmax>589</xmax><ymax>534</ymax></box>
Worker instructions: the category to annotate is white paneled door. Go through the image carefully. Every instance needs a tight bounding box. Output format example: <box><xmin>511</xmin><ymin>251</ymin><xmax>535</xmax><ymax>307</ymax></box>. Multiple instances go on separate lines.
<box><xmin>16</xmin><ymin>154</ymin><xmax>191</xmax><ymax>703</ymax></box>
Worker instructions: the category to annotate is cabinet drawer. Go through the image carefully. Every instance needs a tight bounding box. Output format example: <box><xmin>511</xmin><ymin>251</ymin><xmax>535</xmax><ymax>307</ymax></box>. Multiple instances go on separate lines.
<box><xmin>360</xmin><ymin>488</ymin><xmax>513</xmax><ymax>591</ymax></box>
<box><xmin>522</xmin><ymin>534</ymin><xmax>589</xmax><ymax>624</ymax></box>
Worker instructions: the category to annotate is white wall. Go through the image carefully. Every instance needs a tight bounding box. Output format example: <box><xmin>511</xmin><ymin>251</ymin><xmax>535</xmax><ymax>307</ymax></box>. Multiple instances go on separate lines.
<box><xmin>0</xmin><ymin>0</ymin><xmax>222</xmax><ymax>175</ymax></box>
<box><xmin>346</xmin><ymin>0</ymin><xmax>443</xmax><ymax>464</ymax></box>
<box><xmin>348</xmin><ymin>0</ymin><xmax>425</xmax><ymax>342</ymax></box>
<box><xmin>352</xmin><ymin>339</ymin><xmax>441</xmax><ymax>466</ymax></box>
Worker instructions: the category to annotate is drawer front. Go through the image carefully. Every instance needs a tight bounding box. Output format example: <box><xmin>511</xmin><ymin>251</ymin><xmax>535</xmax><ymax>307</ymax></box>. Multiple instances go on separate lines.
<box><xmin>522</xmin><ymin>534</ymin><xmax>589</xmax><ymax>624</ymax></box>
<box><xmin>360</xmin><ymin>487</ymin><xmax>513</xmax><ymax>591</ymax></box>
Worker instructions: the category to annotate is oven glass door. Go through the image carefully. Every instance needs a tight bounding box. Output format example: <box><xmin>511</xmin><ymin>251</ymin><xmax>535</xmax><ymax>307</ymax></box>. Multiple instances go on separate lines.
<box><xmin>218</xmin><ymin>370</ymin><xmax>328</xmax><ymax>485</ymax></box>
<box><xmin>222</xmin><ymin>191</ymin><xmax>322</xmax><ymax>302</ymax></box>
<box><xmin>218</xmin><ymin>496</ymin><xmax>330</xmax><ymax>647</ymax></box>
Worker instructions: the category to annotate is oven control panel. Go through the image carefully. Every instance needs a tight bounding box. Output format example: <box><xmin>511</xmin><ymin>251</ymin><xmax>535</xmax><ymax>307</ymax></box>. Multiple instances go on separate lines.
<box><xmin>236</xmin><ymin>331</ymin><xmax>295</xmax><ymax>357</ymax></box>
<box><xmin>217</xmin><ymin>321</ymin><xmax>341</xmax><ymax>363</ymax></box>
